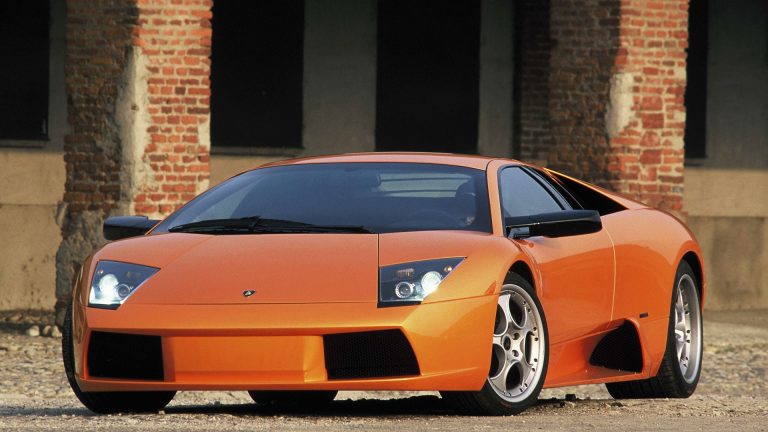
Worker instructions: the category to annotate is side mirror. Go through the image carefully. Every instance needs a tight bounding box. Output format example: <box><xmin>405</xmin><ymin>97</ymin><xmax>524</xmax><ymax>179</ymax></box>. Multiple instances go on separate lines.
<box><xmin>103</xmin><ymin>216</ymin><xmax>161</xmax><ymax>241</ymax></box>
<box><xmin>506</xmin><ymin>210</ymin><xmax>602</xmax><ymax>239</ymax></box>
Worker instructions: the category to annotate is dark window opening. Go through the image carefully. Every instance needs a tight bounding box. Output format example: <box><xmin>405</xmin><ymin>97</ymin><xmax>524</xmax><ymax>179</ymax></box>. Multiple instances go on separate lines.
<box><xmin>550</xmin><ymin>172</ymin><xmax>626</xmax><ymax>216</ymax></box>
<box><xmin>211</xmin><ymin>0</ymin><xmax>304</xmax><ymax>149</ymax></box>
<box><xmin>375</xmin><ymin>0</ymin><xmax>480</xmax><ymax>154</ymax></box>
<box><xmin>498</xmin><ymin>167</ymin><xmax>565</xmax><ymax>218</ymax></box>
<box><xmin>511</xmin><ymin>0</ymin><xmax>550</xmax><ymax>160</ymax></box>
<box><xmin>684</xmin><ymin>0</ymin><xmax>708</xmax><ymax>159</ymax></box>
<box><xmin>523</xmin><ymin>167</ymin><xmax>573</xmax><ymax>210</ymax></box>
<box><xmin>0</xmin><ymin>0</ymin><xmax>49</xmax><ymax>141</ymax></box>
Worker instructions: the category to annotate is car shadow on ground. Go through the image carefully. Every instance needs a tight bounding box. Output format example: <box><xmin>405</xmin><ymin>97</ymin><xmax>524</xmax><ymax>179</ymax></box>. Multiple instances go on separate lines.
<box><xmin>0</xmin><ymin>396</ymin><xmax>606</xmax><ymax>418</ymax></box>
<box><xmin>166</xmin><ymin>396</ymin><xmax>602</xmax><ymax>417</ymax></box>
<box><xmin>0</xmin><ymin>406</ymin><xmax>97</xmax><ymax>417</ymax></box>
<box><xmin>0</xmin><ymin>396</ymin><xmax>450</xmax><ymax>418</ymax></box>
<box><xmin>167</xmin><ymin>395</ymin><xmax>453</xmax><ymax>417</ymax></box>
<box><xmin>138</xmin><ymin>396</ymin><xmax>594</xmax><ymax>417</ymax></box>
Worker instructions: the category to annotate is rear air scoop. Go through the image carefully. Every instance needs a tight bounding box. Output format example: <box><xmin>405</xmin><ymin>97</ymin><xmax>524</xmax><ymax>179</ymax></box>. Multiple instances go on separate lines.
<box><xmin>127</xmin><ymin>233</ymin><xmax>379</xmax><ymax>305</ymax></box>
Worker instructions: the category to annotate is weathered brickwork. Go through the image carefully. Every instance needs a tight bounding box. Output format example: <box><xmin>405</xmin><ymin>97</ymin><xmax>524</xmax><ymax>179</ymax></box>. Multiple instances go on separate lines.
<box><xmin>547</xmin><ymin>0</ymin><xmax>620</xmax><ymax>187</ymax></box>
<box><xmin>62</xmin><ymin>0</ymin><xmax>137</xmax><ymax>215</ymax></box>
<box><xmin>608</xmin><ymin>0</ymin><xmax>688</xmax><ymax>214</ymax></box>
<box><xmin>55</xmin><ymin>0</ymin><xmax>212</xmax><ymax>325</ymax></box>
<box><xmin>133</xmin><ymin>0</ymin><xmax>212</xmax><ymax>216</ymax></box>
<box><xmin>546</xmin><ymin>0</ymin><xmax>688</xmax><ymax>215</ymax></box>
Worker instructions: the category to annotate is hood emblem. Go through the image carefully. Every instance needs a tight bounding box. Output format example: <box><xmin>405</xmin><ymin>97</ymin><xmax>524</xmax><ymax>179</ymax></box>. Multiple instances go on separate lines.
<box><xmin>243</xmin><ymin>290</ymin><xmax>256</xmax><ymax>298</ymax></box>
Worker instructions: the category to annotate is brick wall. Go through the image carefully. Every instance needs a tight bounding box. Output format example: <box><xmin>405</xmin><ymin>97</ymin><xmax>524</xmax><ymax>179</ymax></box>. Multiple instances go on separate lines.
<box><xmin>608</xmin><ymin>0</ymin><xmax>688</xmax><ymax>214</ymax></box>
<box><xmin>134</xmin><ymin>0</ymin><xmax>212</xmax><ymax>216</ymax></box>
<box><xmin>546</xmin><ymin>0</ymin><xmax>621</xmax><ymax>187</ymax></box>
<box><xmin>56</xmin><ymin>0</ymin><xmax>212</xmax><ymax>325</ymax></box>
<box><xmin>546</xmin><ymin>0</ymin><xmax>688</xmax><ymax>215</ymax></box>
<box><xmin>63</xmin><ymin>0</ymin><xmax>137</xmax><ymax>215</ymax></box>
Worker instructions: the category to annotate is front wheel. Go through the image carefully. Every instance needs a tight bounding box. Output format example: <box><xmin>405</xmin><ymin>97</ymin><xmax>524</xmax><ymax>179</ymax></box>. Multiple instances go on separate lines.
<box><xmin>606</xmin><ymin>261</ymin><xmax>703</xmax><ymax>399</ymax></box>
<box><xmin>441</xmin><ymin>273</ymin><xmax>549</xmax><ymax>415</ymax></box>
<box><xmin>62</xmin><ymin>304</ymin><xmax>176</xmax><ymax>414</ymax></box>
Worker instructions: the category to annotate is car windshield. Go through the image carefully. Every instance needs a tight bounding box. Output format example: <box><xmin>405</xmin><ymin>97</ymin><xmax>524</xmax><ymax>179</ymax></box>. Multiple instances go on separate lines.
<box><xmin>153</xmin><ymin>162</ymin><xmax>492</xmax><ymax>234</ymax></box>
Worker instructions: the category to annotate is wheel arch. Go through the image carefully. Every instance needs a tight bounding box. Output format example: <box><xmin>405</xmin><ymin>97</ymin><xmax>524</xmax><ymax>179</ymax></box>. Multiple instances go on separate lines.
<box><xmin>507</xmin><ymin>260</ymin><xmax>535</xmax><ymax>288</ymax></box>
<box><xmin>491</xmin><ymin>237</ymin><xmax>540</xmax><ymax>298</ymax></box>
<box><xmin>681</xmin><ymin>250</ymin><xmax>705</xmax><ymax>306</ymax></box>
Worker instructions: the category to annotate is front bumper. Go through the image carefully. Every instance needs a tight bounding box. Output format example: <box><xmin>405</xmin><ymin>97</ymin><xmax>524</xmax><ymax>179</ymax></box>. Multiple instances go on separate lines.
<box><xmin>72</xmin><ymin>296</ymin><xmax>496</xmax><ymax>392</ymax></box>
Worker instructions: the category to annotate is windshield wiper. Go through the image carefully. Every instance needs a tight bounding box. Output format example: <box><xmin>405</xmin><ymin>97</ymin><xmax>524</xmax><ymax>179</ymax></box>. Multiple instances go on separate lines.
<box><xmin>168</xmin><ymin>216</ymin><xmax>260</xmax><ymax>233</ymax></box>
<box><xmin>169</xmin><ymin>217</ymin><xmax>373</xmax><ymax>234</ymax></box>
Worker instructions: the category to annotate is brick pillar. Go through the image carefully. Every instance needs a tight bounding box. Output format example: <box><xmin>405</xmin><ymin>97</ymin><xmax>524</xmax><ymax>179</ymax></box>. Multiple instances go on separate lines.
<box><xmin>134</xmin><ymin>1</ymin><xmax>212</xmax><ymax>216</ymax></box>
<box><xmin>547</xmin><ymin>0</ymin><xmax>688</xmax><ymax>216</ymax></box>
<box><xmin>55</xmin><ymin>0</ymin><xmax>211</xmax><ymax>326</ymax></box>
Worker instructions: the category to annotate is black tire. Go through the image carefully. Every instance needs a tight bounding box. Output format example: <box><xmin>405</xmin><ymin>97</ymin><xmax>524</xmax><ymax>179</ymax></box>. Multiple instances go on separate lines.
<box><xmin>441</xmin><ymin>272</ymin><xmax>549</xmax><ymax>415</ymax></box>
<box><xmin>606</xmin><ymin>261</ymin><xmax>702</xmax><ymax>399</ymax></box>
<box><xmin>62</xmin><ymin>304</ymin><xmax>176</xmax><ymax>414</ymax></box>
<box><xmin>248</xmin><ymin>390</ymin><xmax>338</xmax><ymax>407</ymax></box>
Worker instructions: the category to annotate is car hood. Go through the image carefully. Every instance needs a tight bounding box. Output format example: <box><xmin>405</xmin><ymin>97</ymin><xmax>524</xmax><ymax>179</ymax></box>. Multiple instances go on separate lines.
<box><xmin>100</xmin><ymin>233</ymin><xmax>375</xmax><ymax>304</ymax></box>
<box><xmin>93</xmin><ymin>230</ymin><xmax>497</xmax><ymax>305</ymax></box>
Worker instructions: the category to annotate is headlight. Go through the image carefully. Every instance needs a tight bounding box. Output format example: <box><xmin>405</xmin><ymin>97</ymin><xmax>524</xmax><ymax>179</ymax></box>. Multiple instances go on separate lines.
<box><xmin>88</xmin><ymin>261</ymin><xmax>159</xmax><ymax>309</ymax></box>
<box><xmin>379</xmin><ymin>258</ymin><xmax>464</xmax><ymax>306</ymax></box>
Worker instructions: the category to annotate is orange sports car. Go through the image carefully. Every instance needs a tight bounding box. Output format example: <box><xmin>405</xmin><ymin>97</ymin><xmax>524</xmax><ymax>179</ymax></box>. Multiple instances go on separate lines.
<box><xmin>63</xmin><ymin>153</ymin><xmax>705</xmax><ymax>415</ymax></box>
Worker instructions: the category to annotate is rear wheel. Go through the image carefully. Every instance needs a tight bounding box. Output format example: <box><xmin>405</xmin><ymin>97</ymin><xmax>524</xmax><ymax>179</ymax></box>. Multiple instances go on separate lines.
<box><xmin>62</xmin><ymin>304</ymin><xmax>176</xmax><ymax>414</ymax></box>
<box><xmin>606</xmin><ymin>261</ymin><xmax>702</xmax><ymax>399</ymax></box>
<box><xmin>248</xmin><ymin>390</ymin><xmax>338</xmax><ymax>407</ymax></box>
<box><xmin>441</xmin><ymin>273</ymin><xmax>548</xmax><ymax>415</ymax></box>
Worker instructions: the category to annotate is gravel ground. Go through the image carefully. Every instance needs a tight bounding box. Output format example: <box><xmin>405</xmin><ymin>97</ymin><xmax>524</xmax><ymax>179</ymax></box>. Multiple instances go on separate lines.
<box><xmin>0</xmin><ymin>309</ymin><xmax>766</xmax><ymax>431</ymax></box>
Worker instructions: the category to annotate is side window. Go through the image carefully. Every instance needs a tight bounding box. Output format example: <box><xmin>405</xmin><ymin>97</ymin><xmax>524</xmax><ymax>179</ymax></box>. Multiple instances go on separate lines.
<box><xmin>525</xmin><ymin>167</ymin><xmax>580</xmax><ymax>209</ymax></box>
<box><xmin>499</xmin><ymin>167</ymin><xmax>564</xmax><ymax>218</ymax></box>
<box><xmin>550</xmin><ymin>172</ymin><xmax>626</xmax><ymax>216</ymax></box>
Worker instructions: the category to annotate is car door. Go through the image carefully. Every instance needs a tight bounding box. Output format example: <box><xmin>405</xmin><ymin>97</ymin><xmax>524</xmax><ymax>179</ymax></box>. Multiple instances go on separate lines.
<box><xmin>499</xmin><ymin>166</ymin><xmax>615</xmax><ymax>344</ymax></box>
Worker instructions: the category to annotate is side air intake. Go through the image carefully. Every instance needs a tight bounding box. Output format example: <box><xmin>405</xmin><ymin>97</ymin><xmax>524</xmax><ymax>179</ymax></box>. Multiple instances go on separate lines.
<box><xmin>589</xmin><ymin>321</ymin><xmax>644</xmax><ymax>373</ymax></box>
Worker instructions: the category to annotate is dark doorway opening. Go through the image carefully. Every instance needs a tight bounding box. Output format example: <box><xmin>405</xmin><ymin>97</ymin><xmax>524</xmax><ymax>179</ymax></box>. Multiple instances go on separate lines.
<box><xmin>375</xmin><ymin>0</ymin><xmax>480</xmax><ymax>154</ymax></box>
<box><xmin>211</xmin><ymin>0</ymin><xmax>304</xmax><ymax>149</ymax></box>
<box><xmin>684</xmin><ymin>0</ymin><xmax>708</xmax><ymax>159</ymax></box>
<box><xmin>0</xmin><ymin>0</ymin><xmax>49</xmax><ymax>141</ymax></box>
<box><xmin>511</xmin><ymin>0</ymin><xmax>551</xmax><ymax>162</ymax></box>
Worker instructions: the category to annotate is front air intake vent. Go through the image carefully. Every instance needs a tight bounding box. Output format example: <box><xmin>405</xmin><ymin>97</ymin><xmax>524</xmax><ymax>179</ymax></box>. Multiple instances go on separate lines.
<box><xmin>323</xmin><ymin>329</ymin><xmax>420</xmax><ymax>380</ymax></box>
<box><xmin>87</xmin><ymin>331</ymin><xmax>164</xmax><ymax>381</ymax></box>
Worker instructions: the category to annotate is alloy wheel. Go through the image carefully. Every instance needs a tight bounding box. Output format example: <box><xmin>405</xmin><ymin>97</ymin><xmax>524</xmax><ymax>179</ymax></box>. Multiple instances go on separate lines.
<box><xmin>488</xmin><ymin>284</ymin><xmax>546</xmax><ymax>403</ymax></box>
<box><xmin>673</xmin><ymin>274</ymin><xmax>702</xmax><ymax>383</ymax></box>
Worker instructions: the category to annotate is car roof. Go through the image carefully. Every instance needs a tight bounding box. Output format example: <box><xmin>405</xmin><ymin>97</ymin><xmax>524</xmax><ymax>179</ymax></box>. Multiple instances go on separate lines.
<box><xmin>257</xmin><ymin>152</ymin><xmax>522</xmax><ymax>171</ymax></box>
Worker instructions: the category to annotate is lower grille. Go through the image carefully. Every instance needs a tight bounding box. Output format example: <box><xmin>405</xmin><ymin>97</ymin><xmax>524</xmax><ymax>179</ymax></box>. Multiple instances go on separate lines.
<box><xmin>87</xmin><ymin>331</ymin><xmax>164</xmax><ymax>381</ymax></box>
<box><xmin>323</xmin><ymin>329</ymin><xmax>420</xmax><ymax>379</ymax></box>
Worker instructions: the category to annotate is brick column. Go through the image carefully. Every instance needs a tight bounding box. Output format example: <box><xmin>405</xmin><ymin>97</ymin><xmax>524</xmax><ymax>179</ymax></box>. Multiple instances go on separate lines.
<box><xmin>134</xmin><ymin>1</ymin><xmax>212</xmax><ymax>216</ymax></box>
<box><xmin>55</xmin><ymin>0</ymin><xmax>211</xmax><ymax>326</ymax></box>
<box><xmin>547</xmin><ymin>0</ymin><xmax>688</xmax><ymax>215</ymax></box>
